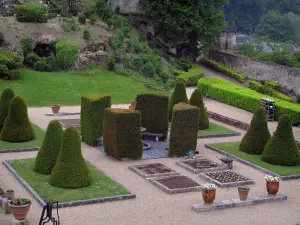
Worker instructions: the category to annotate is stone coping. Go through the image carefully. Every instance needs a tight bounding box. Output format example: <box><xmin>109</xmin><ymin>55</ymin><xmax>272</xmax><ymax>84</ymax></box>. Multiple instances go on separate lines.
<box><xmin>44</xmin><ymin>112</ymin><xmax>80</xmax><ymax>116</ymax></box>
<box><xmin>176</xmin><ymin>159</ymin><xmax>227</xmax><ymax>174</ymax></box>
<box><xmin>199</xmin><ymin>170</ymin><xmax>255</xmax><ymax>188</ymax></box>
<box><xmin>192</xmin><ymin>194</ymin><xmax>287</xmax><ymax>212</ymax></box>
<box><xmin>198</xmin><ymin>132</ymin><xmax>241</xmax><ymax>139</ymax></box>
<box><xmin>3</xmin><ymin>160</ymin><xmax>136</xmax><ymax>208</ymax></box>
<box><xmin>0</xmin><ymin>147</ymin><xmax>39</xmax><ymax>154</ymax></box>
<box><xmin>128</xmin><ymin>163</ymin><xmax>180</xmax><ymax>178</ymax></box>
<box><xmin>205</xmin><ymin>144</ymin><xmax>300</xmax><ymax>181</ymax></box>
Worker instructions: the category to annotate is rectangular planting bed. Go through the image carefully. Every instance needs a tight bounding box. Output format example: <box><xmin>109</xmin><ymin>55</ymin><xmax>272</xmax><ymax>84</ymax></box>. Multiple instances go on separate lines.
<box><xmin>199</xmin><ymin>170</ymin><xmax>254</xmax><ymax>188</ymax></box>
<box><xmin>129</xmin><ymin>163</ymin><xmax>179</xmax><ymax>178</ymax></box>
<box><xmin>176</xmin><ymin>158</ymin><xmax>226</xmax><ymax>174</ymax></box>
<box><xmin>149</xmin><ymin>175</ymin><xmax>202</xmax><ymax>194</ymax></box>
<box><xmin>59</xmin><ymin>119</ymin><xmax>81</xmax><ymax>132</ymax></box>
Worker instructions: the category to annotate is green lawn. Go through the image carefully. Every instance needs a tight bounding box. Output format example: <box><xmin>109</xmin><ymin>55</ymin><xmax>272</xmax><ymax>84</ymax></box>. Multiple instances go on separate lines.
<box><xmin>198</xmin><ymin>122</ymin><xmax>237</xmax><ymax>136</ymax></box>
<box><xmin>211</xmin><ymin>142</ymin><xmax>300</xmax><ymax>176</ymax></box>
<box><xmin>0</xmin><ymin>124</ymin><xmax>45</xmax><ymax>151</ymax></box>
<box><xmin>0</xmin><ymin>67</ymin><xmax>161</xmax><ymax>107</ymax></box>
<box><xmin>9</xmin><ymin>158</ymin><xmax>130</xmax><ymax>202</ymax></box>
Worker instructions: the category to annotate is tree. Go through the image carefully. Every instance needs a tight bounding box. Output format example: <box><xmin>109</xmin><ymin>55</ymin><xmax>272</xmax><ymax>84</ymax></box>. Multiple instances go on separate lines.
<box><xmin>34</xmin><ymin>120</ymin><xmax>63</xmax><ymax>175</ymax></box>
<box><xmin>139</xmin><ymin>0</ymin><xmax>227</xmax><ymax>57</ymax></box>
<box><xmin>0</xmin><ymin>88</ymin><xmax>15</xmax><ymax>132</ymax></box>
<box><xmin>168</xmin><ymin>81</ymin><xmax>188</xmax><ymax>121</ymax></box>
<box><xmin>262</xmin><ymin>115</ymin><xmax>300</xmax><ymax>166</ymax></box>
<box><xmin>239</xmin><ymin>107</ymin><xmax>271</xmax><ymax>155</ymax></box>
<box><xmin>189</xmin><ymin>88</ymin><xmax>209</xmax><ymax>130</ymax></box>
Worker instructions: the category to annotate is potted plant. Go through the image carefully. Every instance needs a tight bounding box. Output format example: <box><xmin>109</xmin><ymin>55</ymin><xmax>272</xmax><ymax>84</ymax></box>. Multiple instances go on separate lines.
<box><xmin>238</xmin><ymin>186</ymin><xmax>250</xmax><ymax>201</ymax></box>
<box><xmin>5</xmin><ymin>189</ymin><xmax>14</xmax><ymax>200</ymax></box>
<box><xmin>51</xmin><ymin>105</ymin><xmax>60</xmax><ymax>114</ymax></box>
<box><xmin>9</xmin><ymin>198</ymin><xmax>31</xmax><ymax>221</ymax></box>
<box><xmin>264</xmin><ymin>174</ymin><xmax>281</xmax><ymax>196</ymax></box>
<box><xmin>201</xmin><ymin>183</ymin><xmax>217</xmax><ymax>205</ymax></box>
<box><xmin>130</xmin><ymin>100</ymin><xmax>136</xmax><ymax>110</ymax></box>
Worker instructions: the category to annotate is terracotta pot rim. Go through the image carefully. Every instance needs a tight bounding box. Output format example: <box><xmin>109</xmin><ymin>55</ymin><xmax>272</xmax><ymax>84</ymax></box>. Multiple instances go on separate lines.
<box><xmin>51</xmin><ymin>105</ymin><xmax>60</xmax><ymax>107</ymax></box>
<box><xmin>238</xmin><ymin>190</ymin><xmax>249</xmax><ymax>192</ymax></box>
<box><xmin>9</xmin><ymin>201</ymin><xmax>31</xmax><ymax>207</ymax></box>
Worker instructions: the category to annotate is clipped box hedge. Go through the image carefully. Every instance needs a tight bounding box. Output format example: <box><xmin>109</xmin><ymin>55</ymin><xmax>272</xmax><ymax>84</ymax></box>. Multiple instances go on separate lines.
<box><xmin>200</xmin><ymin>57</ymin><xmax>246</xmax><ymax>83</ymax></box>
<box><xmin>176</xmin><ymin>65</ymin><xmax>204</xmax><ymax>86</ymax></box>
<box><xmin>81</xmin><ymin>94</ymin><xmax>111</xmax><ymax>146</ymax></box>
<box><xmin>169</xmin><ymin>103</ymin><xmax>199</xmax><ymax>157</ymax></box>
<box><xmin>103</xmin><ymin>108</ymin><xmax>143</xmax><ymax>160</ymax></box>
<box><xmin>262</xmin><ymin>80</ymin><xmax>280</xmax><ymax>90</ymax></box>
<box><xmin>136</xmin><ymin>92</ymin><xmax>169</xmax><ymax>139</ymax></box>
<box><xmin>198</xmin><ymin>78</ymin><xmax>300</xmax><ymax>125</ymax></box>
<box><xmin>16</xmin><ymin>3</ymin><xmax>47</xmax><ymax>23</ymax></box>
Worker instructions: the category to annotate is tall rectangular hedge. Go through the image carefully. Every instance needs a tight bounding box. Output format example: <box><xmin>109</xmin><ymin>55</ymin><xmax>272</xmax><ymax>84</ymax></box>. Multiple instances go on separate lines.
<box><xmin>103</xmin><ymin>108</ymin><xmax>143</xmax><ymax>160</ymax></box>
<box><xmin>136</xmin><ymin>92</ymin><xmax>169</xmax><ymax>139</ymax></box>
<box><xmin>169</xmin><ymin>103</ymin><xmax>199</xmax><ymax>157</ymax></box>
<box><xmin>81</xmin><ymin>94</ymin><xmax>111</xmax><ymax>146</ymax></box>
<box><xmin>198</xmin><ymin>78</ymin><xmax>300</xmax><ymax>125</ymax></box>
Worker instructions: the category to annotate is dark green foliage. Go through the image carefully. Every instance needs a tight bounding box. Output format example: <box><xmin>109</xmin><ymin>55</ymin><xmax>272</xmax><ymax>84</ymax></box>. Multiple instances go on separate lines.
<box><xmin>136</xmin><ymin>92</ymin><xmax>169</xmax><ymax>139</ymax></box>
<box><xmin>49</xmin><ymin>127</ymin><xmax>92</xmax><ymax>188</ymax></box>
<box><xmin>56</xmin><ymin>40</ymin><xmax>78</xmax><ymax>70</ymax></box>
<box><xmin>189</xmin><ymin>88</ymin><xmax>209</xmax><ymax>130</ymax></box>
<box><xmin>34</xmin><ymin>120</ymin><xmax>63</xmax><ymax>175</ymax></box>
<box><xmin>81</xmin><ymin>94</ymin><xmax>111</xmax><ymax>146</ymax></box>
<box><xmin>24</xmin><ymin>52</ymin><xmax>39</xmax><ymax>68</ymax></box>
<box><xmin>0</xmin><ymin>32</ymin><xmax>3</xmax><ymax>45</ymax></box>
<box><xmin>168</xmin><ymin>81</ymin><xmax>188</xmax><ymax>121</ymax></box>
<box><xmin>89</xmin><ymin>14</ymin><xmax>97</xmax><ymax>25</ymax></box>
<box><xmin>169</xmin><ymin>103</ymin><xmax>199</xmax><ymax>157</ymax></box>
<box><xmin>35</xmin><ymin>58</ymin><xmax>52</xmax><ymax>72</ymax></box>
<box><xmin>107</xmin><ymin>57</ymin><xmax>115</xmax><ymax>70</ymax></box>
<box><xmin>0</xmin><ymin>96</ymin><xmax>35</xmax><ymax>142</ymax></box>
<box><xmin>262</xmin><ymin>80</ymin><xmax>280</xmax><ymax>90</ymax></box>
<box><xmin>0</xmin><ymin>88</ymin><xmax>15</xmax><ymax>132</ymax></box>
<box><xmin>262</xmin><ymin>115</ymin><xmax>300</xmax><ymax>166</ymax></box>
<box><xmin>20</xmin><ymin>37</ymin><xmax>34</xmax><ymax>57</ymax></box>
<box><xmin>176</xmin><ymin>67</ymin><xmax>204</xmax><ymax>86</ymax></box>
<box><xmin>16</xmin><ymin>3</ymin><xmax>47</xmax><ymax>23</ymax></box>
<box><xmin>83</xmin><ymin>29</ymin><xmax>91</xmax><ymax>41</ymax></box>
<box><xmin>103</xmin><ymin>108</ymin><xmax>143</xmax><ymax>160</ymax></box>
<box><xmin>239</xmin><ymin>107</ymin><xmax>271</xmax><ymax>155</ymax></box>
<box><xmin>78</xmin><ymin>13</ymin><xmax>86</xmax><ymax>24</ymax></box>
<box><xmin>0</xmin><ymin>51</ymin><xmax>21</xmax><ymax>80</ymax></box>
<box><xmin>141</xmin><ymin>62</ymin><xmax>155</xmax><ymax>78</ymax></box>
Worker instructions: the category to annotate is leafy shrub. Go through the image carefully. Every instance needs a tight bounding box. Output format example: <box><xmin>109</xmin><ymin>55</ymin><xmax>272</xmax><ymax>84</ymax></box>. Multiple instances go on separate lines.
<box><xmin>0</xmin><ymin>96</ymin><xmax>35</xmax><ymax>142</ymax></box>
<box><xmin>56</xmin><ymin>40</ymin><xmax>78</xmax><ymax>70</ymax></box>
<box><xmin>136</xmin><ymin>92</ymin><xmax>169</xmax><ymax>139</ymax></box>
<box><xmin>94</xmin><ymin>0</ymin><xmax>112</xmax><ymax>22</ymax></box>
<box><xmin>0</xmin><ymin>32</ymin><xmax>3</xmax><ymax>45</ymax></box>
<box><xmin>83</xmin><ymin>29</ymin><xmax>91</xmax><ymax>41</ymax></box>
<box><xmin>198</xmin><ymin>78</ymin><xmax>300</xmax><ymax>125</ymax></box>
<box><xmin>0</xmin><ymin>51</ymin><xmax>21</xmax><ymax>80</ymax></box>
<box><xmin>34</xmin><ymin>120</ymin><xmax>63</xmax><ymax>175</ymax></box>
<box><xmin>239</xmin><ymin>107</ymin><xmax>271</xmax><ymax>155</ymax></box>
<box><xmin>141</xmin><ymin>62</ymin><xmax>156</xmax><ymax>78</ymax></box>
<box><xmin>189</xmin><ymin>88</ymin><xmax>209</xmax><ymax>129</ymax></box>
<box><xmin>103</xmin><ymin>108</ymin><xmax>143</xmax><ymax>160</ymax></box>
<box><xmin>35</xmin><ymin>58</ymin><xmax>52</xmax><ymax>72</ymax></box>
<box><xmin>24</xmin><ymin>52</ymin><xmax>39</xmax><ymax>68</ymax></box>
<box><xmin>200</xmin><ymin>57</ymin><xmax>247</xmax><ymax>83</ymax></box>
<box><xmin>48</xmin><ymin>7</ymin><xmax>61</xmax><ymax>14</ymax></box>
<box><xmin>0</xmin><ymin>89</ymin><xmax>15</xmax><ymax>132</ymax></box>
<box><xmin>16</xmin><ymin>3</ymin><xmax>47</xmax><ymax>23</ymax></box>
<box><xmin>177</xmin><ymin>66</ymin><xmax>204</xmax><ymax>86</ymax></box>
<box><xmin>158</xmin><ymin>71</ymin><xmax>170</xmax><ymax>83</ymax></box>
<box><xmin>89</xmin><ymin>14</ymin><xmax>97</xmax><ymax>25</ymax></box>
<box><xmin>49</xmin><ymin>127</ymin><xmax>92</xmax><ymax>188</ymax></box>
<box><xmin>177</xmin><ymin>60</ymin><xmax>192</xmax><ymax>72</ymax></box>
<box><xmin>262</xmin><ymin>115</ymin><xmax>300</xmax><ymax>166</ymax></box>
<box><xmin>78</xmin><ymin>13</ymin><xmax>86</xmax><ymax>24</ymax></box>
<box><xmin>168</xmin><ymin>81</ymin><xmax>188</xmax><ymax>121</ymax></box>
<box><xmin>169</xmin><ymin>103</ymin><xmax>199</xmax><ymax>157</ymax></box>
<box><xmin>262</xmin><ymin>80</ymin><xmax>280</xmax><ymax>90</ymax></box>
<box><xmin>112</xmin><ymin>50</ymin><xmax>122</xmax><ymax>62</ymax></box>
<box><xmin>81</xmin><ymin>94</ymin><xmax>111</xmax><ymax>146</ymax></box>
<box><xmin>20</xmin><ymin>36</ymin><xmax>34</xmax><ymax>57</ymax></box>
<box><xmin>107</xmin><ymin>57</ymin><xmax>115</xmax><ymax>71</ymax></box>
<box><xmin>108</xmin><ymin>34</ymin><xmax>124</xmax><ymax>50</ymax></box>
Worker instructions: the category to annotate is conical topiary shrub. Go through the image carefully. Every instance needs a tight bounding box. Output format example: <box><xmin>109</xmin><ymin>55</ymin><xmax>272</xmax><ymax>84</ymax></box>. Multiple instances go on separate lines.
<box><xmin>262</xmin><ymin>115</ymin><xmax>300</xmax><ymax>166</ymax></box>
<box><xmin>0</xmin><ymin>96</ymin><xmax>35</xmax><ymax>142</ymax></box>
<box><xmin>168</xmin><ymin>81</ymin><xmax>188</xmax><ymax>121</ymax></box>
<box><xmin>49</xmin><ymin>127</ymin><xmax>92</xmax><ymax>188</ymax></box>
<box><xmin>189</xmin><ymin>88</ymin><xmax>209</xmax><ymax>130</ymax></box>
<box><xmin>34</xmin><ymin>120</ymin><xmax>63</xmax><ymax>175</ymax></box>
<box><xmin>239</xmin><ymin>107</ymin><xmax>271</xmax><ymax>155</ymax></box>
<box><xmin>0</xmin><ymin>88</ymin><xmax>15</xmax><ymax>132</ymax></box>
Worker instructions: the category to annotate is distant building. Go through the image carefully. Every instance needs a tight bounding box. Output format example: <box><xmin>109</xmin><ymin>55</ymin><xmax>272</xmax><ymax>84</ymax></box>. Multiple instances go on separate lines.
<box><xmin>236</xmin><ymin>35</ymin><xmax>251</xmax><ymax>44</ymax></box>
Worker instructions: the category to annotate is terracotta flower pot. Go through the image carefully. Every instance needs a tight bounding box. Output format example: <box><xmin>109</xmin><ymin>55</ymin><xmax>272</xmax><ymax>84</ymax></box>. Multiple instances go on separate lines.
<box><xmin>51</xmin><ymin>105</ymin><xmax>60</xmax><ymax>114</ymax></box>
<box><xmin>5</xmin><ymin>190</ymin><xmax>14</xmax><ymax>200</ymax></box>
<box><xmin>130</xmin><ymin>100</ymin><xmax>136</xmax><ymax>109</ymax></box>
<box><xmin>238</xmin><ymin>190</ymin><xmax>249</xmax><ymax>201</ymax></box>
<box><xmin>266</xmin><ymin>181</ymin><xmax>279</xmax><ymax>196</ymax></box>
<box><xmin>202</xmin><ymin>189</ymin><xmax>216</xmax><ymax>204</ymax></box>
<box><xmin>10</xmin><ymin>201</ymin><xmax>31</xmax><ymax>221</ymax></box>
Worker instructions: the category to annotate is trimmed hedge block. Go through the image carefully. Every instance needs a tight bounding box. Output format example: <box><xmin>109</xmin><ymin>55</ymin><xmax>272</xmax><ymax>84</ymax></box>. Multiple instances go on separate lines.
<box><xmin>81</xmin><ymin>94</ymin><xmax>111</xmax><ymax>146</ymax></box>
<box><xmin>169</xmin><ymin>103</ymin><xmax>199</xmax><ymax>157</ymax></box>
<box><xmin>176</xmin><ymin>65</ymin><xmax>204</xmax><ymax>86</ymax></box>
<box><xmin>103</xmin><ymin>108</ymin><xmax>143</xmax><ymax>160</ymax></box>
<box><xmin>0</xmin><ymin>88</ymin><xmax>15</xmax><ymax>132</ymax></box>
<box><xmin>262</xmin><ymin>80</ymin><xmax>280</xmax><ymax>90</ymax></box>
<box><xmin>168</xmin><ymin>81</ymin><xmax>188</xmax><ymax>121</ymax></box>
<box><xmin>136</xmin><ymin>92</ymin><xmax>169</xmax><ymax>139</ymax></box>
<box><xmin>16</xmin><ymin>3</ymin><xmax>47</xmax><ymax>23</ymax></box>
<box><xmin>0</xmin><ymin>96</ymin><xmax>35</xmax><ymax>142</ymax></box>
<box><xmin>198</xmin><ymin>78</ymin><xmax>300</xmax><ymax>125</ymax></box>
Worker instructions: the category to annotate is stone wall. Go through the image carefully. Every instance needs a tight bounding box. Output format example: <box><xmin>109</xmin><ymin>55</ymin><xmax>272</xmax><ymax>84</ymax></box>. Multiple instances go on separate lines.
<box><xmin>107</xmin><ymin>0</ymin><xmax>140</xmax><ymax>14</ymax></box>
<box><xmin>209</xmin><ymin>51</ymin><xmax>300</xmax><ymax>95</ymax></box>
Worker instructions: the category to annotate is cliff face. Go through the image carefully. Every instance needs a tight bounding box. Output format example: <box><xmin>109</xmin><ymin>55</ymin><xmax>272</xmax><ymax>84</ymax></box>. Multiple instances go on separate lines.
<box><xmin>107</xmin><ymin>0</ymin><xmax>140</xmax><ymax>14</ymax></box>
<box><xmin>0</xmin><ymin>0</ymin><xmax>44</xmax><ymax>13</ymax></box>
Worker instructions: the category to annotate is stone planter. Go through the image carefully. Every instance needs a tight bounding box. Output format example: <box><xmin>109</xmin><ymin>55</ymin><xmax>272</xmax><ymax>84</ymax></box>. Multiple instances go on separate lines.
<box><xmin>238</xmin><ymin>190</ymin><xmax>249</xmax><ymax>201</ymax></box>
<box><xmin>202</xmin><ymin>189</ymin><xmax>216</xmax><ymax>205</ymax></box>
<box><xmin>6</xmin><ymin>190</ymin><xmax>14</xmax><ymax>200</ymax></box>
<box><xmin>10</xmin><ymin>200</ymin><xmax>31</xmax><ymax>221</ymax></box>
<box><xmin>51</xmin><ymin>105</ymin><xmax>60</xmax><ymax>114</ymax></box>
<box><xmin>266</xmin><ymin>181</ymin><xmax>279</xmax><ymax>196</ymax></box>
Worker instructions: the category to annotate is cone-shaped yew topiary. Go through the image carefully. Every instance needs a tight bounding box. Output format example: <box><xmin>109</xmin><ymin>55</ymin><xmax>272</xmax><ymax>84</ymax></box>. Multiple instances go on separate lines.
<box><xmin>34</xmin><ymin>120</ymin><xmax>63</xmax><ymax>175</ymax></box>
<box><xmin>262</xmin><ymin>115</ymin><xmax>300</xmax><ymax>166</ymax></box>
<box><xmin>168</xmin><ymin>81</ymin><xmax>188</xmax><ymax>121</ymax></box>
<box><xmin>189</xmin><ymin>88</ymin><xmax>209</xmax><ymax>130</ymax></box>
<box><xmin>0</xmin><ymin>96</ymin><xmax>35</xmax><ymax>142</ymax></box>
<box><xmin>49</xmin><ymin>127</ymin><xmax>92</xmax><ymax>188</ymax></box>
<box><xmin>0</xmin><ymin>88</ymin><xmax>15</xmax><ymax>132</ymax></box>
<box><xmin>239</xmin><ymin>107</ymin><xmax>271</xmax><ymax>155</ymax></box>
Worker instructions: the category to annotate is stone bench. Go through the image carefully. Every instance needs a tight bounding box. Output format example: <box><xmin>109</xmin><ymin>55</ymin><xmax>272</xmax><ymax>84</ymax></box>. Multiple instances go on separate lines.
<box><xmin>142</xmin><ymin>132</ymin><xmax>164</xmax><ymax>141</ymax></box>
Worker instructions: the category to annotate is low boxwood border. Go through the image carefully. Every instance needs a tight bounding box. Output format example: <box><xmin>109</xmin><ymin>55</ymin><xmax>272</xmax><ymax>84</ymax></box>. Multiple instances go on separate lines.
<box><xmin>0</xmin><ymin>147</ymin><xmax>39</xmax><ymax>154</ymax></box>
